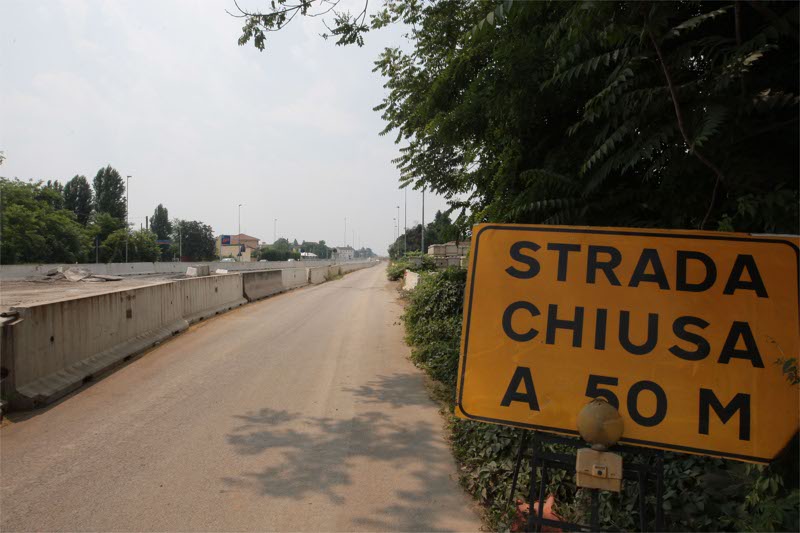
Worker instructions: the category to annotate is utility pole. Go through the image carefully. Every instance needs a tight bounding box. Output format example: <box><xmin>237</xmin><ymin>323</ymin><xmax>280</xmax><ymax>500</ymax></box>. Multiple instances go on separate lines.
<box><xmin>125</xmin><ymin>175</ymin><xmax>131</xmax><ymax>263</ymax></box>
<box><xmin>344</xmin><ymin>217</ymin><xmax>347</xmax><ymax>246</ymax></box>
<box><xmin>421</xmin><ymin>187</ymin><xmax>425</xmax><ymax>253</ymax></box>
<box><xmin>273</xmin><ymin>218</ymin><xmax>277</xmax><ymax>242</ymax></box>
<box><xmin>404</xmin><ymin>188</ymin><xmax>407</xmax><ymax>254</ymax></box>
<box><xmin>238</xmin><ymin>204</ymin><xmax>243</xmax><ymax>260</ymax></box>
<box><xmin>179</xmin><ymin>224</ymin><xmax>183</xmax><ymax>261</ymax></box>
<box><xmin>396</xmin><ymin>205</ymin><xmax>400</xmax><ymax>244</ymax></box>
<box><xmin>145</xmin><ymin>215</ymin><xmax>149</xmax><ymax>231</ymax></box>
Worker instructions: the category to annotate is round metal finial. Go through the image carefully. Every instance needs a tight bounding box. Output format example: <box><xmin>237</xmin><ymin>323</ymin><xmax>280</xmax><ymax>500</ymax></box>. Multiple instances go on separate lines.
<box><xmin>577</xmin><ymin>398</ymin><xmax>624</xmax><ymax>450</ymax></box>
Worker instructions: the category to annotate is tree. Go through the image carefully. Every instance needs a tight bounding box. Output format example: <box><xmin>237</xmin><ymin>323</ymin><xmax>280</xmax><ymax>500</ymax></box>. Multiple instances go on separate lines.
<box><xmin>388</xmin><ymin>211</ymin><xmax>460</xmax><ymax>259</ymax></box>
<box><xmin>258</xmin><ymin>237</ymin><xmax>301</xmax><ymax>261</ymax></box>
<box><xmin>0</xmin><ymin>178</ymin><xmax>89</xmax><ymax>264</ymax></box>
<box><xmin>39</xmin><ymin>180</ymin><xmax>65</xmax><ymax>210</ymax></box>
<box><xmin>299</xmin><ymin>239</ymin><xmax>331</xmax><ymax>259</ymax></box>
<box><xmin>237</xmin><ymin>1</ymin><xmax>797</xmax><ymax>234</ymax></box>
<box><xmin>151</xmin><ymin>204</ymin><xmax>172</xmax><ymax>240</ymax></box>
<box><xmin>102</xmin><ymin>229</ymin><xmax>160</xmax><ymax>263</ymax></box>
<box><xmin>63</xmin><ymin>175</ymin><xmax>94</xmax><ymax>226</ymax></box>
<box><xmin>170</xmin><ymin>219</ymin><xmax>216</xmax><ymax>261</ymax></box>
<box><xmin>424</xmin><ymin>210</ymin><xmax>460</xmax><ymax>245</ymax></box>
<box><xmin>93</xmin><ymin>165</ymin><xmax>126</xmax><ymax>220</ymax></box>
<box><xmin>371</xmin><ymin>1</ymin><xmax>798</xmax><ymax>232</ymax></box>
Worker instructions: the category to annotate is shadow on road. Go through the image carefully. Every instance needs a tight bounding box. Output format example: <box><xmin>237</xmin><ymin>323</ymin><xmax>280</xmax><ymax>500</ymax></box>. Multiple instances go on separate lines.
<box><xmin>223</xmin><ymin>372</ymin><xmax>468</xmax><ymax>531</ymax></box>
<box><xmin>343</xmin><ymin>373</ymin><xmax>434</xmax><ymax>408</ymax></box>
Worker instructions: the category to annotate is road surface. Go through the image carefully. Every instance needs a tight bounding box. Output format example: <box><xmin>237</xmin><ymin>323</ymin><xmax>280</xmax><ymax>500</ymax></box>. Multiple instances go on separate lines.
<box><xmin>0</xmin><ymin>265</ymin><xmax>481</xmax><ymax>531</ymax></box>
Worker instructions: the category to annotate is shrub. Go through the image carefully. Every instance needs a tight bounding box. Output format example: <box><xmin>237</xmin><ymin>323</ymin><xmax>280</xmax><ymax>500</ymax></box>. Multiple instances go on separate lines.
<box><xmin>386</xmin><ymin>260</ymin><xmax>410</xmax><ymax>281</ymax></box>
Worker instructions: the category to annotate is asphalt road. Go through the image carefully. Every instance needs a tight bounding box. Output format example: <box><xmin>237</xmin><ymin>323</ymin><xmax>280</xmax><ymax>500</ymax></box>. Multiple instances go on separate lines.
<box><xmin>0</xmin><ymin>265</ymin><xmax>481</xmax><ymax>532</ymax></box>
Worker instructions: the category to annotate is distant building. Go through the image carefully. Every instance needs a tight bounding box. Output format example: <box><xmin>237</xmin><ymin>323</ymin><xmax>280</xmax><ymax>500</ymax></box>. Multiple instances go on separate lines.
<box><xmin>216</xmin><ymin>233</ymin><xmax>260</xmax><ymax>262</ymax></box>
<box><xmin>332</xmin><ymin>246</ymin><xmax>355</xmax><ymax>262</ymax></box>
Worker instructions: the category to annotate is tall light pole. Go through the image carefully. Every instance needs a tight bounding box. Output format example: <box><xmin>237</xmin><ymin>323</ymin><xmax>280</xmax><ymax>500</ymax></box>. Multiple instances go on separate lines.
<box><xmin>343</xmin><ymin>217</ymin><xmax>347</xmax><ymax>246</ymax></box>
<box><xmin>404</xmin><ymin>188</ymin><xmax>407</xmax><ymax>254</ymax></box>
<box><xmin>421</xmin><ymin>187</ymin><xmax>426</xmax><ymax>253</ymax></box>
<box><xmin>273</xmin><ymin>218</ymin><xmax>277</xmax><ymax>242</ymax></box>
<box><xmin>238</xmin><ymin>204</ymin><xmax>243</xmax><ymax>260</ymax></box>
<box><xmin>125</xmin><ymin>175</ymin><xmax>131</xmax><ymax>263</ymax></box>
<box><xmin>396</xmin><ymin>205</ymin><xmax>400</xmax><ymax>241</ymax></box>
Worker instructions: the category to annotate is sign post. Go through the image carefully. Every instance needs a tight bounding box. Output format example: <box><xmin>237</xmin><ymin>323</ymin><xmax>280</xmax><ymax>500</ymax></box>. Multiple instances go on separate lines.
<box><xmin>457</xmin><ymin>224</ymin><xmax>799</xmax><ymax>463</ymax></box>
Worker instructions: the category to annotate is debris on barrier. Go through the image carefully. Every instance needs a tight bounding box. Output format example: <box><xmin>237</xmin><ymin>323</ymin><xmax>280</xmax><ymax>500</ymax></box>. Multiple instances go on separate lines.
<box><xmin>186</xmin><ymin>265</ymin><xmax>210</xmax><ymax>277</ymax></box>
<box><xmin>63</xmin><ymin>268</ymin><xmax>92</xmax><ymax>282</ymax></box>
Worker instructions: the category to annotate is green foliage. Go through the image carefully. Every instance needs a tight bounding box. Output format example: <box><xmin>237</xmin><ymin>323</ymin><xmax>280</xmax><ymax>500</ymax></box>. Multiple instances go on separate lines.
<box><xmin>299</xmin><ymin>240</ymin><xmax>331</xmax><ymax>259</ymax></box>
<box><xmin>88</xmin><ymin>212</ymin><xmax>125</xmax><ymax>248</ymax></box>
<box><xmin>150</xmin><ymin>204</ymin><xmax>172</xmax><ymax>240</ymax></box>
<box><xmin>403</xmin><ymin>268</ymin><xmax>466</xmax><ymax>387</ymax></box>
<box><xmin>93</xmin><ymin>165</ymin><xmax>126</xmax><ymax>220</ymax></box>
<box><xmin>385</xmin><ymin>260</ymin><xmax>409</xmax><ymax>281</ymax></box>
<box><xmin>0</xmin><ymin>178</ymin><xmax>90</xmax><ymax>264</ymax></box>
<box><xmin>259</xmin><ymin>237</ymin><xmax>301</xmax><ymax>261</ymax></box>
<box><xmin>170</xmin><ymin>219</ymin><xmax>216</xmax><ymax>261</ymax></box>
<box><xmin>63</xmin><ymin>175</ymin><xmax>94</xmax><ymax>226</ymax></box>
<box><xmin>389</xmin><ymin>210</ymin><xmax>462</xmax><ymax>259</ymax></box>
<box><xmin>369</xmin><ymin>0</ymin><xmax>798</xmax><ymax>233</ymax></box>
<box><xmin>101</xmin><ymin>229</ymin><xmax>164</xmax><ymax>263</ymax></box>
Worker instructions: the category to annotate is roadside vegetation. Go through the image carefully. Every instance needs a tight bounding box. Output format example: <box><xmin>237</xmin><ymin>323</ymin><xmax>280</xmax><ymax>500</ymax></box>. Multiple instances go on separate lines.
<box><xmin>0</xmin><ymin>165</ymin><xmax>217</xmax><ymax>263</ymax></box>
<box><xmin>399</xmin><ymin>267</ymin><xmax>799</xmax><ymax>531</ymax></box>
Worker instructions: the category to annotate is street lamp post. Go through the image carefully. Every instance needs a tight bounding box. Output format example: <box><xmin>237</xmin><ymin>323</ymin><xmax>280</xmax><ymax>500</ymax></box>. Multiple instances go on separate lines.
<box><xmin>238</xmin><ymin>204</ymin><xmax>244</xmax><ymax>260</ymax></box>
<box><xmin>344</xmin><ymin>217</ymin><xmax>347</xmax><ymax>247</ymax></box>
<box><xmin>396</xmin><ymin>205</ymin><xmax>400</xmax><ymax>244</ymax></box>
<box><xmin>404</xmin><ymin>188</ymin><xmax>407</xmax><ymax>254</ymax></box>
<box><xmin>274</xmin><ymin>218</ymin><xmax>277</xmax><ymax>242</ymax></box>
<box><xmin>125</xmin><ymin>175</ymin><xmax>131</xmax><ymax>263</ymax></box>
<box><xmin>421</xmin><ymin>187</ymin><xmax>426</xmax><ymax>253</ymax></box>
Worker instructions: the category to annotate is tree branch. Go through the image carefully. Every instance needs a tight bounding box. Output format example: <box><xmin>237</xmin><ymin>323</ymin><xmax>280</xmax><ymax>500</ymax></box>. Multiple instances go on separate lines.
<box><xmin>647</xmin><ymin>27</ymin><xmax>727</xmax><ymax>230</ymax></box>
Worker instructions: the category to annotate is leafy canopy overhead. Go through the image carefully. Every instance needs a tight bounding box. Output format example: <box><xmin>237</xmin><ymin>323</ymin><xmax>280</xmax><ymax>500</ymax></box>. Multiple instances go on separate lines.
<box><xmin>237</xmin><ymin>0</ymin><xmax>798</xmax><ymax>234</ymax></box>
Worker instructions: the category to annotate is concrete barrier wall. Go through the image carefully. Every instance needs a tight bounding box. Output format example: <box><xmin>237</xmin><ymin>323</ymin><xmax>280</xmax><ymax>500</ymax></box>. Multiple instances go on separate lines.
<box><xmin>242</xmin><ymin>270</ymin><xmax>284</xmax><ymax>301</ymax></box>
<box><xmin>308</xmin><ymin>266</ymin><xmax>330</xmax><ymax>284</ymax></box>
<box><xmin>0</xmin><ymin>260</ymin><xmax>335</xmax><ymax>280</ymax></box>
<box><xmin>178</xmin><ymin>274</ymin><xmax>247</xmax><ymax>324</ymax></box>
<box><xmin>0</xmin><ymin>259</ymin><xmax>378</xmax><ymax>409</ymax></box>
<box><xmin>339</xmin><ymin>261</ymin><xmax>375</xmax><ymax>274</ymax></box>
<box><xmin>4</xmin><ymin>282</ymin><xmax>188</xmax><ymax>408</ymax></box>
<box><xmin>281</xmin><ymin>268</ymin><xmax>309</xmax><ymax>290</ymax></box>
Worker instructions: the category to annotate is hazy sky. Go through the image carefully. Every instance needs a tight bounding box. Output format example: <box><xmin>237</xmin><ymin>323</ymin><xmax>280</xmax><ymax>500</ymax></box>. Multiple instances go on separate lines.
<box><xmin>0</xmin><ymin>0</ymin><xmax>452</xmax><ymax>254</ymax></box>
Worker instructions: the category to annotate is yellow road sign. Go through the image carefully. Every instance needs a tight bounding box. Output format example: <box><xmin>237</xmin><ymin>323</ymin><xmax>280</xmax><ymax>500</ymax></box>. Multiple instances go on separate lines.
<box><xmin>456</xmin><ymin>224</ymin><xmax>799</xmax><ymax>463</ymax></box>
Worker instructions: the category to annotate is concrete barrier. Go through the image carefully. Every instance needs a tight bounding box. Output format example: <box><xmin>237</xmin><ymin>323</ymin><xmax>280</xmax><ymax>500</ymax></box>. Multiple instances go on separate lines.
<box><xmin>281</xmin><ymin>268</ymin><xmax>308</xmax><ymax>290</ymax></box>
<box><xmin>308</xmin><ymin>266</ymin><xmax>330</xmax><ymax>284</ymax></box>
<box><xmin>178</xmin><ymin>274</ymin><xmax>246</xmax><ymax>324</ymax></box>
<box><xmin>0</xmin><ymin>260</ymin><xmax>335</xmax><ymax>281</ymax></box>
<box><xmin>403</xmin><ymin>270</ymin><xmax>420</xmax><ymax>291</ymax></box>
<box><xmin>242</xmin><ymin>270</ymin><xmax>284</xmax><ymax>301</ymax></box>
<box><xmin>2</xmin><ymin>282</ymin><xmax>188</xmax><ymax>408</ymax></box>
<box><xmin>0</xmin><ymin>260</ymin><xmax>377</xmax><ymax>409</ymax></box>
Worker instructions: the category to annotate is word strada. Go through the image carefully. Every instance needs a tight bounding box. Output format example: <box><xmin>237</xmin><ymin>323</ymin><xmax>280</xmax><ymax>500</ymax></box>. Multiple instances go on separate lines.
<box><xmin>506</xmin><ymin>241</ymin><xmax>767</xmax><ymax>296</ymax></box>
